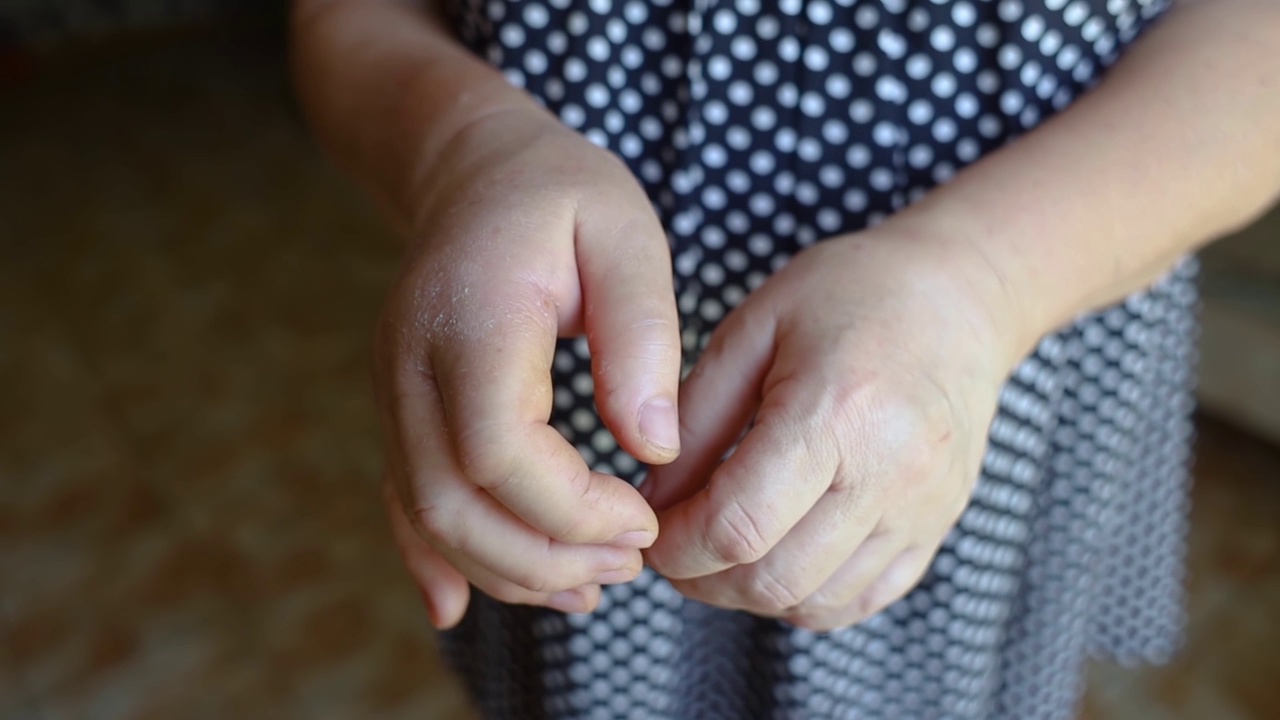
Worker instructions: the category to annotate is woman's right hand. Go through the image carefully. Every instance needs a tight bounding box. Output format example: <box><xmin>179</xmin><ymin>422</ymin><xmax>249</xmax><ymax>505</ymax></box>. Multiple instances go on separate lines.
<box><xmin>376</xmin><ymin>107</ymin><xmax>683</xmax><ymax>629</ymax></box>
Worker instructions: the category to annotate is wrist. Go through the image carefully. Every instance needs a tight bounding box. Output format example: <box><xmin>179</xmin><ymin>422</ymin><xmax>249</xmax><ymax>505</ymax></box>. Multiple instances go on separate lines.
<box><xmin>871</xmin><ymin>209</ymin><xmax>1046</xmax><ymax>375</ymax></box>
<box><xmin>291</xmin><ymin>0</ymin><xmax>546</xmax><ymax>233</ymax></box>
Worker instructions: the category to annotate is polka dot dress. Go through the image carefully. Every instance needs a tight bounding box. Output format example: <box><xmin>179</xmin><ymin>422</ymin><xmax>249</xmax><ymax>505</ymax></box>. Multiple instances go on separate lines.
<box><xmin>437</xmin><ymin>1</ymin><xmax>1194</xmax><ymax>718</ymax></box>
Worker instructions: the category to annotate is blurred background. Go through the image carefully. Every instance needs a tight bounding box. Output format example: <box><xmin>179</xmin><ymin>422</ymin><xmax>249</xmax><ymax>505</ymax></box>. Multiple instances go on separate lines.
<box><xmin>0</xmin><ymin>2</ymin><xmax>1277</xmax><ymax>719</ymax></box>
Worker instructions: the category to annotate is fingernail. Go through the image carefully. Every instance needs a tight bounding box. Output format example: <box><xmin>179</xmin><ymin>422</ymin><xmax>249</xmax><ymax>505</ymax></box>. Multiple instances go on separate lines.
<box><xmin>547</xmin><ymin>590</ymin><xmax>590</xmax><ymax>614</ymax></box>
<box><xmin>637</xmin><ymin>473</ymin><xmax>658</xmax><ymax>502</ymax></box>
<box><xmin>594</xmin><ymin>568</ymin><xmax>636</xmax><ymax>585</ymax></box>
<box><xmin>638</xmin><ymin>398</ymin><xmax>680</xmax><ymax>454</ymax></box>
<box><xmin>610</xmin><ymin>530</ymin><xmax>656</xmax><ymax>548</ymax></box>
<box><xmin>419</xmin><ymin>590</ymin><xmax>442</xmax><ymax>629</ymax></box>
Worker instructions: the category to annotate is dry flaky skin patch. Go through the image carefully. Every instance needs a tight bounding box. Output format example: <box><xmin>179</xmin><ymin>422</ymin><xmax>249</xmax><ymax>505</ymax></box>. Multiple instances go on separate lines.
<box><xmin>0</xmin><ymin>27</ymin><xmax>1275</xmax><ymax>720</ymax></box>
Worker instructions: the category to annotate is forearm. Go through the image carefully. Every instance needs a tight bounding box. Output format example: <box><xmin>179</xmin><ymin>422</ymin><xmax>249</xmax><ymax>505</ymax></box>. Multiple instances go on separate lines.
<box><xmin>894</xmin><ymin>0</ymin><xmax>1280</xmax><ymax>362</ymax></box>
<box><xmin>290</xmin><ymin>0</ymin><xmax>538</xmax><ymax>227</ymax></box>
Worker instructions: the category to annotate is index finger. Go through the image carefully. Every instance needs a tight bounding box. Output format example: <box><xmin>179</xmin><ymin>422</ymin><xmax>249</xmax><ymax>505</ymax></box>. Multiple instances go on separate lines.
<box><xmin>431</xmin><ymin>289</ymin><xmax>658</xmax><ymax>546</ymax></box>
<box><xmin>645</xmin><ymin>405</ymin><xmax>838</xmax><ymax>580</ymax></box>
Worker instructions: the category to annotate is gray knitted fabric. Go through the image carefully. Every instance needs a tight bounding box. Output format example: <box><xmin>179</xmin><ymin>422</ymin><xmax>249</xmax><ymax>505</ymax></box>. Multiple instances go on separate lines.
<box><xmin>439</xmin><ymin>1</ymin><xmax>1194</xmax><ymax>718</ymax></box>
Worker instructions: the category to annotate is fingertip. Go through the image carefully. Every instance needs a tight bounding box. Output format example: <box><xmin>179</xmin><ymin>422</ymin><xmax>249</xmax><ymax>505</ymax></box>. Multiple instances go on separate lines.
<box><xmin>637</xmin><ymin>465</ymin><xmax>697</xmax><ymax>513</ymax></box>
<box><xmin>609</xmin><ymin>530</ymin><xmax>657</xmax><ymax>549</ymax></box>
<box><xmin>547</xmin><ymin>585</ymin><xmax>601</xmax><ymax>615</ymax></box>
<box><xmin>578</xmin><ymin>584</ymin><xmax>603</xmax><ymax>613</ymax></box>
<box><xmin>429</xmin><ymin>581</ymin><xmax>471</xmax><ymax>631</ymax></box>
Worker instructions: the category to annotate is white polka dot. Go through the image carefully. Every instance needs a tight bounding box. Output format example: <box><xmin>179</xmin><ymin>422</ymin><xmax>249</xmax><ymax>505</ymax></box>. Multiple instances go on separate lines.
<box><xmin>779</xmin><ymin>175</ymin><xmax>804</xmax><ymax>202</ymax></box>
<box><xmin>703</xmin><ymin>99</ymin><xmax>729</xmax><ymax>124</ymax></box>
<box><xmin>846</xmin><ymin>143</ymin><xmax>872</xmax><ymax>169</ymax></box>
<box><xmin>499</xmin><ymin>23</ymin><xmax>525</xmax><ymax>47</ymax></box>
<box><xmin>1033</xmin><ymin>29</ymin><xmax>1062</xmax><ymax>56</ymax></box>
<box><xmin>807</xmin><ymin>0</ymin><xmax>834</xmax><ymax>24</ymax></box>
<box><xmin>776</xmin><ymin>83</ymin><xmax>799</xmax><ymax>108</ymax></box>
<box><xmin>747</xmin><ymin>233</ymin><xmax>773</xmax><ymax>257</ymax></box>
<box><xmin>978</xmin><ymin>114</ymin><xmax>1004</xmax><ymax>138</ymax></box>
<box><xmin>821</xmin><ymin>118</ymin><xmax>849</xmax><ymax>145</ymax></box>
<box><xmin>587</xmin><ymin>35</ymin><xmax>611</xmax><ymax>61</ymax></box>
<box><xmin>830</xmin><ymin>28</ymin><xmax>856</xmax><ymax>54</ymax></box>
<box><xmin>976</xmin><ymin>69</ymin><xmax>1001</xmax><ymax>94</ymax></box>
<box><xmin>778</xmin><ymin>36</ymin><xmax>801</xmax><ymax>62</ymax></box>
<box><xmin>523</xmin><ymin>49</ymin><xmax>548</xmax><ymax>75</ymax></box>
<box><xmin>873</xmin><ymin>121</ymin><xmax>901</xmax><ymax>148</ymax></box>
<box><xmin>712</xmin><ymin>8</ymin><xmax>737</xmax><ymax>33</ymax></box>
<box><xmin>1021</xmin><ymin>15</ymin><xmax>1046</xmax><ymax>42</ymax></box>
<box><xmin>849</xmin><ymin>98</ymin><xmax>875</xmax><ymax>124</ymax></box>
<box><xmin>953</xmin><ymin>47</ymin><xmax>978</xmax><ymax>74</ymax></box>
<box><xmin>1019</xmin><ymin>60</ymin><xmax>1042</xmax><ymax>87</ymax></box>
<box><xmin>930</xmin><ymin>26</ymin><xmax>956</xmax><ymax>52</ymax></box>
<box><xmin>853</xmin><ymin>52</ymin><xmax>878</xmax><ymax>77</ymax></box>
<box><xmin>819</xmin><ymin>163</ymin><xmax>846</xmax><ymax>188</ymax></box>
<box><xmin>998</xmin><ymin>0</ymin><xmax>1024</xmax><ymax>22</ymax></box>
<box><xmin>875</xmin><ymin>75</ymin><xmax>908</xmax><ymax>104</ymax></box>
<box><xmin>755</xmin><ymin>13</ymin><xmax>780</xmax><ymax>39</ymax></box>
<box><xmin>817</xmin><ymin>208</ymin><xmax>843</xmax><ymax>232</ymax></box>
<box><xmin>753</xmin><ymin>60</ymin><xmax>779</xmax><ymax>85</ymax></box>
<box><xmin>931</xmin><ymin>71</ymin><xmax>958</xmax><ymax>98</ymax></box>
<box><xmin>843</xmin><ymin>187</ymin><xmax>868</xmax><ymax>212</ymax></box>
<box><xmin>1065</xmin><ymin>0</ymin><xmax>1091</xmax><ymax>25</ymax></box>
<box><xmin>932</xmin><ymin>117</ymin><xmax>958</xmax><ymax>143</ymax></box>
<box><xmin>906</xmin><ymin>53</ymin><xmax>933</xmax><ymax>80</ymax></box>
<box><xmin>561</xmin><ymin>104</ymin><xmax>586</xmax><ymax>127</ymax></box>
<box><xmin>898</xmin><ymin>5</ymin><xmax>926</xmax><ymax>31</ymax></box>
<box><xmin>878</xmin><ymin>29</ymin><xmax>908</xmax><ymax>59</ymax></box>
<box><xmin>907</xmin><ymin>144</ymin><xmax>934</xmax><ymax>169</ymax></box>
<box><xmin>701</xmin><ymin>144</ymin><xmax>728</xmax><ymax>168</ymax></box>
<box><xmin>706</xmin><ymin>54</ymin><xmax>732</xmax><ymax>80</ymax></box>
<box><xmin>804</xmin><ymin>45</ymin><xmax>831</xmax><ymax>72</ymax></box>
<box><xmin>825</xmin><ymin>73</ymin><xmax>852</xmax><ymax>99</ymax></box>
<box><xmin>727</xmin><ymin>80</ymin><xmax>754</xmax><ymax>106</ymax></box>
<box><xmin>1000</xmin><ymin>89</ymin><xmax>1026</xmax><ymax>115</ymax></box>
<box><xmin>976</xmin><ymin>23</ymin><xmax>1001</xmax><ymax>49</ymax></box>
<box><xmin>1057</xmin><ymin>44</ymin><xmax>1083</xmax><ymax>71</ymax></box>
<box><xmin>585</xmin><ymin>83</ymin><xmax>611</xmax><ymax>108</ymax></box>
<box><xmin>998</xmin><ymin>44</ymin><xmax>1023</xmax><ymax>70</ymax></box>
<box><xmin>855</xmin><ymin>5</ymin><xmax>881</xmax><ymax>29</ymax></box>
<box><xmin>797</xmin><ymin>137</ymin><xmax>823</xmax><ymax>162</ymax></box>
<box><xmin>800</xmin><ymin>92</ymin><xmax>827</xmax><ymax>117</ymax></box>
<box><xmin>778</xmin><ymin>0</ymin><xmax>803</xmax><ymax>15</ymax></box>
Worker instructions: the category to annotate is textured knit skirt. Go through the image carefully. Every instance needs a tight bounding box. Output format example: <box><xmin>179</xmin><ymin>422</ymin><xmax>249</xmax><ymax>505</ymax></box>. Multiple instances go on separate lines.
<box><xmin>439</xmin><ymin>1</ymin><xmax>1196</xmax><ymax>718</ymax></box>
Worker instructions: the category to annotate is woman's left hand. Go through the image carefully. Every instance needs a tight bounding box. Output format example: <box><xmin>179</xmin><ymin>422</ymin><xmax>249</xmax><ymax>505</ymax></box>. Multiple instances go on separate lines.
<box><xmin>642</xmin><ymin>223</ymin><xmax>1028</xmax><ymax>631</ymax></box>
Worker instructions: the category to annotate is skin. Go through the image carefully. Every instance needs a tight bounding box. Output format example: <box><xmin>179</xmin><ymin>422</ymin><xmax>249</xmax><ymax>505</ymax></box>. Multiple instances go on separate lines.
<box><xmin>292</xmin><ymin>0</ymin><xmax>1280</xmax><ymax>631</ymax></box>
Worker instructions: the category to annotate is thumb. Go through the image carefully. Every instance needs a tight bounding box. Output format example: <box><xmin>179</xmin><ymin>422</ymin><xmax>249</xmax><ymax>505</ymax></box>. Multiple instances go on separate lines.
<box><xmin>577</xmin><ymin>204</ymin><xmax>682</xmax><ymax>465</ymax></box>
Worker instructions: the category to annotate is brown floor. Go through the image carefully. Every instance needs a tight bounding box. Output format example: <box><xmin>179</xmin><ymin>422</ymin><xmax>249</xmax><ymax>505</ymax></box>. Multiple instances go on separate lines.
<box><xmin>1</xmin><ymin>30</ymin><xmax>1277</xmax><ymax>720</ymax></box>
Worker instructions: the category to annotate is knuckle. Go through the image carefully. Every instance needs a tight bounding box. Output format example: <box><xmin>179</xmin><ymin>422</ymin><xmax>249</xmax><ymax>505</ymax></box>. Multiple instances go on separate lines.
<box><xmin>543</xmin><ymin>465</ymin><xmax>597</xmax><ymax>543</ymax></box>
<box><xmin>706</xmin><ymin>495</ymin><xmax>773</xmax><ymax>566</ymax></box>
<box><xmin>790</xmin><ymin>589</ymin><xmax>842</xmax><ymax>621</ymax></box>
<box><xmin>863</xmin><ymin>586</ymin><xmax>908</xmax><ymax>619</ymax></box>
<box><xmin>741</xmin><ymin>568</ymin><xmax>804</xmax><ymax>616</ymax></box>
<box><xmin>455</xmin><ymin>427</ymin><xmax>520</xmax><ymax>490</ymax></box>
<box><xmin>787</xmin><ymin>613</ymin><xmax>840</xmax><ymax>633</ymax></box>
<box><xmin>846</xmin><ymin>593</ymin><xmax>883</xmax><ymax>623</ymax></box>
<box><xmin>484</xmin><ymin>582</ymin><xmax>538</xmax><ymax>606</ymax></box>
<box><xmin>507</xmin><ymin>565</ymin><xmax>552</xmax><ymax>594</ymax></box>
<box><xmin>409</xmin><ymin>502</ymin><xmax>459</xmax><ymax>549</ymax></box>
